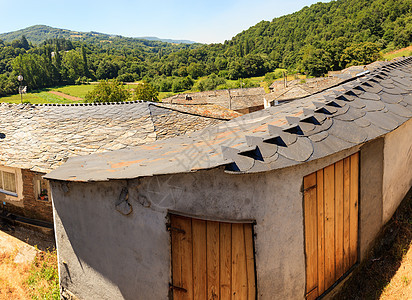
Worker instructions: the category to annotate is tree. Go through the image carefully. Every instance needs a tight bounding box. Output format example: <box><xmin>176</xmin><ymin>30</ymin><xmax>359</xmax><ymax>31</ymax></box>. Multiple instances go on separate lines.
<box><xmin>12</xmin><ymin>53</ymin><xmax>55</xmax><ymax>89</ymax></box>
<box><xmin>187</xmin><ymin>62</ymin><xmax>204</xmax><ymax>79</ymax></box>
<box><xmin>340</xmin><ymin>42</ymin><xmax>382</xmax><ymax>68</ymax></box>
<box><xmin>96</xmin><ymin>59</ymin><xmax>119</xmax><ymax>80</ymax></box>
<box><xmin>81</xmin><ymin>46</ymin><xmax>89</xmax><ymax>78</ymax></box>
<box><xmin>194</xmin><ymin>73</ymin><xmax>225</xmax><ymax>92</ymax></box>
<box><xmin>20</xmin><ymin>36</ymin><xmax>30</xmax><ymax>50</ymax></box>
<box><xmin>133</xmin><ymin>81</ymin><xmax>159</xmax><ymax>101</ymax></box>
<box><xmin>62</xmin><ymin>50</ymin><xmax>85</xmax><ymax>82</ymax></box>
<box><xmin>300</xmin><ymin>46</ymin><xmax>332</xmax><ymax>76</ymax></box>
<box><xmin>85</xmin><ymin>79</ymin><xmax>130</xmax><ymax>103</ymax></box>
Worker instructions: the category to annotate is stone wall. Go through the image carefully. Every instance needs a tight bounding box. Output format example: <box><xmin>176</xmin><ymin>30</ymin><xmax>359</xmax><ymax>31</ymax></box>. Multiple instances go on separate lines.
<box><xmin>0</xmin><ymin>169</ymin><xmax>52</xmax><ymax>223</ymax></box>
<box><xmin>22</xmin><ymin>170</ymin><xmax>53</xmax><ymax>223</ymax></box>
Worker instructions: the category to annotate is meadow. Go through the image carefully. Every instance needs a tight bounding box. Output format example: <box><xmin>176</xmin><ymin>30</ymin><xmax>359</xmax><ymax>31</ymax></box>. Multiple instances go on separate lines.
<box><xmin>0</xmin><ymin>76</ymin><xmax>270</xmax><ymax>104</ymax></box>
<box><xmin>383</xmin><ymin>45</ymin><xmax>412</xmax><ymax>61</ymax></box>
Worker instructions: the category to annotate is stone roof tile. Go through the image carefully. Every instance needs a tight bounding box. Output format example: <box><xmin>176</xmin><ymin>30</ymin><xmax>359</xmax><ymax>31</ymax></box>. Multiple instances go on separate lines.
<box><xmin>0</xmin><ymin>101</ymin><xmax>225</xmax><ymax>173</ymax></box>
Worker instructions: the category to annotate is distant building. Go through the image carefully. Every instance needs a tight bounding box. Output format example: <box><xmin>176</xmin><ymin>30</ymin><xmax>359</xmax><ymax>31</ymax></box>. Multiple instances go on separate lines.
<box><xmin>162</xmin><ymin>87</ymin><xmax>266</xmax><ymax>114</ymax></box>
<box><xmin>268</xmin><ymin>60</ymin><xmax>391</xmax><ymax>104</ymax></box>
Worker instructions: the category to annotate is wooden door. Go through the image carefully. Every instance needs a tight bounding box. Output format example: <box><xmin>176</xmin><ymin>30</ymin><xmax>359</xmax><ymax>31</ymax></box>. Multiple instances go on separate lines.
<box><xmin>170</xmin><ymin>215</ymin><xmax>256</xmax><ymax>300</ymax></box>
<box><xmin>304</xmin><ymin>153</ymin><xmax>359</xmax><ymax>299</ymax></box>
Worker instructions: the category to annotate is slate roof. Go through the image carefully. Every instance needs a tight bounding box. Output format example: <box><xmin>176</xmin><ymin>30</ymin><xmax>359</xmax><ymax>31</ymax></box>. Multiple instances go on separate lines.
<box><xmin>154</xmin><ymin>103</ymin><xmax>242</xmax><ymax>120</ymax></box>
<box><xmin>268</xmin><ymin>77</ymin><xmax>344</xmax><ymax>101</ymax></box>
<box><xmin>162</xmin><ymin>87</ymin><xmax>266</xmax><ymax>111</ymax></box>
<box><xmin>46</xmin><ymin>57</ymin><xmax>412</xmax><ymax>182</ymax></box>
<box><xmin>0</xmin><ymin>101</ymin><xmax>224</xmax><ymax>173</ymax></box>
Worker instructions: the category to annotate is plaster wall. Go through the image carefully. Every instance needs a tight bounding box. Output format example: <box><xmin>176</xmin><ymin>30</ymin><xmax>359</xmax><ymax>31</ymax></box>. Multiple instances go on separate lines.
<box><xmin>359</xmin><ymin>138</ymin><xmax>384</xmax><ymax>260</ymax></box>
<box><xmin>51</xmin><ymin>146</ymin><xmax>362</xmax><ymax>300</ymax></box>
<box><xmin>382</xmin><ymin>118</ymin><xmax>412</xmax><ymax>224</ymax></box>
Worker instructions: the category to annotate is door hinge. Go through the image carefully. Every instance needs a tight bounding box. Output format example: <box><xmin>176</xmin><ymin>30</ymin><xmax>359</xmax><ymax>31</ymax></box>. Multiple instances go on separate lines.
<box><xmin>167</xmin><ymin>224</ymin><xmax>186</xmax><ymax>234</ymax></box>
<box><xmin>169</xmin><ymin>283</ymin><xmax>187</xmax><ymax>293</ymax></box>
<box><xmin>303</xmin><ymin>185</ymin><xmax>317</xmax><ymax>192</ymax></box>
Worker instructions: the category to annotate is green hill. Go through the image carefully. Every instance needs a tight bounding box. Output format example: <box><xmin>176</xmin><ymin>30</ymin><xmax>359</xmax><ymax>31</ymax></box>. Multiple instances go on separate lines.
<box><xmin>0</xmin><ymin>25</ymin><xmax>75</xmax><ymax>44</ymax></box>
<box><xmin>0</xmin><ymin>25</ymin><xmax>197</xmax><ymax>45</ymax></box>
<box><xmin>223</xmin><ymin>0</ymin><xmax>411</xmax><ymax>65</ymax></box>
<box><xmin>160</xmin><ymin>0</ymin><xmax>411</xmax><ymax>77</ymax></box>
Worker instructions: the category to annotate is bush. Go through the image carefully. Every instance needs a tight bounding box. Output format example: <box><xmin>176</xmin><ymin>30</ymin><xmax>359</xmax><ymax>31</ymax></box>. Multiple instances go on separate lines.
<box><xmin>264</xmin><ymin>69</ymin><xmax>287</xmax><ymax>82</ymax></box>
<box><xmin>117</xmin><ymin>73</ymin><xmax>135</xmax><ymax>83</ymax></box>
<box><xmin>74</xmin><ymin>76</ymin><xmax>90</xmax><ymax>85</ymax></box>
<box><xmin>218</xmin><ymin>70</ymin><xmax>230</xmax><ymax>79</ymax></box>
<box><xmin>233</xmin><ymin>78</ymin><xmax>259</xmax><ymax>89</ymax></box>
<box><xmin>133</xmin><ymin>81</ymin><xmax>159</xmax><ymax>101</ymax></box>
<box><xmin>85</xmin><ymin>79</ymin><xmax>130</xmax><ymax>103</ymax></box>
<box><xmin>194</xmin><ymin>73</ymin><xmax>226</xmax><ymax>92</ymax></box>
<box><xmin>172</xmin><ymin>76</ymin><xmax>194</xmax><ymax>93</ymax></box>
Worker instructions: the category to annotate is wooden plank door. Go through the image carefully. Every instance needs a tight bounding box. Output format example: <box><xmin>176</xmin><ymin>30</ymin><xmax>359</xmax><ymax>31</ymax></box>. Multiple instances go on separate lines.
<box><xmin>170</xmin><ymin>215</ymin><xmax>256</xmax><ymax>300</ymax></box>
<box><xmin>304</xmin><ymin>153</ymin><xmax>359</xmax><ymax>299</ymax></box>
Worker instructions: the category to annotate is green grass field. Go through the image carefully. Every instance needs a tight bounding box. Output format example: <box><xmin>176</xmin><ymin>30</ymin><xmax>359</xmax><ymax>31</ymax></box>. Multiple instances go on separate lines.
<box><xmin>0</xmin><ymin>73</ymin><xmax>303</xmax><ymax>103</ymax></box>
<box><xmin>53</xmin><ymin>85</ymin><xmax>94</xmax><ymax>98</ymax></box>
<box><xmin>0</xmin><ymin>90</ymin><xmax>74</xmax><ymax>104</ymax></box>
<box><xmin>54</xmin><ymin>84</ymin><xmax>136</xmax><ymax>98</ymax></box>
<box><xmin>383</xmin><ymin>45</ymin><xmax>412</xmax><ymax>61</ymax></box>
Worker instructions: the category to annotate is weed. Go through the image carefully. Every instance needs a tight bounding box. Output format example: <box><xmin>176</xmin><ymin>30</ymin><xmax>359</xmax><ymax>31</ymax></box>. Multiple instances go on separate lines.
<box><xmin>401</xmin><ymin>276</ymin><xmax>409</xmax><ymax>286</ymax></box>
<box><xmin>26</xmin><ymin>249</ymin><xmax>59</xmax><ymax>300</ymax></box>
<box><xmin>334</xmin><ymin>190</ymin><xmax>412</xmax><ymax>299</ymax></box>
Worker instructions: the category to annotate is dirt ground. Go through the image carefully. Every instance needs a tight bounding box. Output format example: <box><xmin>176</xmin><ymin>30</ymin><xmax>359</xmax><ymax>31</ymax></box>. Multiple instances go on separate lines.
<box><xmin>0</xmin><ymin>223</ymin><xmax>56</xmax><ymax>299</ymax></box>
<box><xmin>0</xmin><ymin>220</ymin><xmax>55</xmax><ymax>251</ymax></box>
<box><xmin>48</xmin><ymin>90</ymin><xmax>82</xmax><ymax>101</ymax></box>
<box><xmin>334</xmin><ymin>189</ymin><xmax>412</xmax><ymax>299</ymax></box>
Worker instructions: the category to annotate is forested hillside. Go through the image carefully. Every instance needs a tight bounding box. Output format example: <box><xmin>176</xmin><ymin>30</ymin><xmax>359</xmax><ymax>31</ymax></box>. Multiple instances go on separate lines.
<box><xmin>0</xmin><ymin>25</ymin><xmax>197</xmax><ymax>46</ymax></box>
<box><xmin>175</xmin><ymin>0</ymin><xmax>411</xmax><ymax>78</ymax></box>
<box><xmin>0</xmin><ymin>0</ymin><xmax>410</xmax><ymax>97</ymax></box>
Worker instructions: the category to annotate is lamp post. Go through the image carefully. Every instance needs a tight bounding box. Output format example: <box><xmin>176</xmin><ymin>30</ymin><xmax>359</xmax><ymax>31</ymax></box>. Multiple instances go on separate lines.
<box><xmin>17</xmin><ymin>75</ymin><xmax>24</xmax><ymax>104</ymax></box>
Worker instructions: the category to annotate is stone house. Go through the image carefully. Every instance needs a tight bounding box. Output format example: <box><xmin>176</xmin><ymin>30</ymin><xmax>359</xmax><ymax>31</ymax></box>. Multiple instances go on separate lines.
<box><xmin>45</xmin><ymin>57</ymin><xmax>412</xmax><ymax>299</ymax></box>
<box><xmin>0</xmin><ymin>101</ymin><xmax>229</xmax><ymax>228</ymax></box>
<box><xmin>269</xmin><ymin>60</ymin><xmax>391</xmax><ymax>104</ymax></box>
<box><xmin>162</xmin><ymin>87</ymin><xmax>266</xmax><ymax>114</ymax></box>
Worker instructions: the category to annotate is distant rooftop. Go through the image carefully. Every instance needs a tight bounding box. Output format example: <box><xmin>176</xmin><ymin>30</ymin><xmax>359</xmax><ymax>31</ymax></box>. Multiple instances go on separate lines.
<box><xmin>162</xmin><ymin>87</ymin><xmax>266</xmax><ymax>112</ymax></box>
<box><xmin>46</xmin><ymin>57</ymin><xmax>412</xmax><ymax>182</ymax></box>
<box><xmin>269</xmin><ymin>60</ymin><xmax>391</xmax><ymax>102</ymax></box>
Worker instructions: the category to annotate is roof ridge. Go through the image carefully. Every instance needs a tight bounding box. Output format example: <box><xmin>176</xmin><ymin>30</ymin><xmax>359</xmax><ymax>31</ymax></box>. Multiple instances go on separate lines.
<box><xmin>0</xmin><ymin>100</ymin><xmax>150</xmax><ymax>108</ymax></box>
<box><xmin>32</xmin><ymin>100</ymin><xmax>147</xmax><ymax>107</ymax></box>
<box><xmin>149</xmin><ymin>102</ymin><xmax>233</xmax><ymax>121</ymax></box>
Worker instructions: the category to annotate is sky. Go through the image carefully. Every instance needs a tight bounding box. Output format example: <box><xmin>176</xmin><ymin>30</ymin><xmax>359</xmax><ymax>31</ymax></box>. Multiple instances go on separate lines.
<box><xmin>0</xmin><ymin>0</ymin><xmax>331</xmax><ymax>44</ymax></box>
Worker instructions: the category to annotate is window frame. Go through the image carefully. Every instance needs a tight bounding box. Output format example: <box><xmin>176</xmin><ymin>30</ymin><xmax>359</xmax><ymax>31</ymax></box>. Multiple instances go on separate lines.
<box><xmin>33</xmin><ymin>174</ymin><xmax>51</xmax><ymax>202</ymax></box>
<box><xmin>0</xmin><ymin>166</ymin><xmax>22</xmax><ymax>199</ymax></box>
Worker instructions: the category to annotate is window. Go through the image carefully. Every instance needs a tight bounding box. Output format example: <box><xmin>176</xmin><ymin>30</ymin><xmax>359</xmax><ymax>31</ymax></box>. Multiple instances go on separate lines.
<box><xmin>304</xmin><ymin>153</ymin><xmax>359</xmax><ymax>299</ymax></box>
<box><xmin>0</xmin><ymin>169</ymin><xmax>17</xmax><ymax>196</ymax></box>
<box><xmin>34</xmin><ymin>175</ymin><xmax>50</xmax><ymax>201</ymax></box>
<box><xmin>170</xmin><ymin>214</ymin><xmax>256</xmax><ymax>299</ymax></box>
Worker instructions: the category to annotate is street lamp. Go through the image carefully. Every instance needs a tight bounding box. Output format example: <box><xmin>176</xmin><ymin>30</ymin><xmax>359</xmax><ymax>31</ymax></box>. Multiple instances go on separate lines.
<box><xmin>17</xmin><ymin>75</ymin><xmax>24</xmax><ymax>104</ymax></box>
